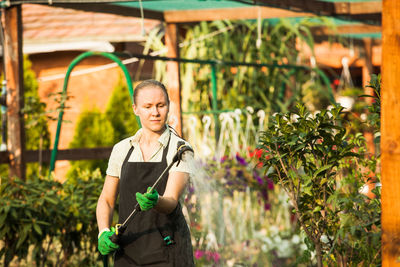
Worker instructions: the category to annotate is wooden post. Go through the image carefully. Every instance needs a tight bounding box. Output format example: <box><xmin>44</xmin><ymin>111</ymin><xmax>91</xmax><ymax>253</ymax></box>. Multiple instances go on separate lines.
<box><xmin>165</xmin><ymin>23</ymin><xmax>182</xmax><ymax>135</ymax></box>
<box><xmin>2</xmin><ymin>6</ymin><xmax>25</xmax><ymax>179</ymax></box>
<box><xmin>381</xmin><ymin>0</ymin><xmax>400</xmax><ymax>265</ymax></box>
<box><xmin>362</xmin><ymin>38</ymin><xmax>374</xmax><ymax>98</ymax></box>
<box><xmin>362</xmin><ymin>38</ymin><xmax>375</xmax><ymax>155</ymax></box>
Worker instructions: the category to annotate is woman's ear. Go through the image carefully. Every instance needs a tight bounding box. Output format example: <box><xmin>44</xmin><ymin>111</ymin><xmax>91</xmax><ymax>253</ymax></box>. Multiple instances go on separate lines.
<box><xmin>133</xmin><ymin>104</ymin><xmax>138</xmax><ymax>116</ymax></box>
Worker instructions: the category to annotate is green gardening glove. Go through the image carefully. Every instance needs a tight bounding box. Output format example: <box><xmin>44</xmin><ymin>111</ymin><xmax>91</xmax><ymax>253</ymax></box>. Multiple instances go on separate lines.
<box><xmin>98</xmin><ymin>227</ymin><xmax>120</xmax><ymax>255</ymax></box>
<box><xmin>136</xmin><ymin>187</ymin><xmax>159</xmax><ymax>211</ymax></box>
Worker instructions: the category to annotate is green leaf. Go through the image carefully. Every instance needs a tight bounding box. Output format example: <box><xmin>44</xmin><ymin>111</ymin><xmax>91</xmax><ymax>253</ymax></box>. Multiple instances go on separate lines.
<box><xmin>0</xmin><ymin>226</ymin><xmax>8</xmax><ymax>240</ymax></box>
<box><xmin>314</xmin><ymin>164</ymin><xmax>333</xmax><ymax>177</ymax></box>
<box><xmin>294</xmin><ymin>144</ymin><xmax>306</xmax><ymax>152</ymax></box>
<box><xmin>33</xmin><ymin>223</ymin><xmax>42</xmax><ymax>235</ymax></box>
<box><xmin>44</xmin><ymin>196</ymin><xmax>58</xmax><ymax>205</ymax></box>
<box><xmin>0</xmin><ymin>213</ymin><xmax>6</xmax><ymax>225</ymax></box>
<box><xmin>16</xmin><ymin>224</ymin><xmax>30</xmax><ymax>249</ymax></box>
<box><xmin>296</xmin><ymin>159</ymin><xmax>303</xmax><ymax>170</ymax></box>
<box><xmin>36</xmin><ymin>220</ymin><xmax>51</xmax><ymax>226</ymax></box>
<box><xmin>313</xmin><ymin>206</ymin><xmax>321</xmax><ymax>213</ymax></box>
<box><xmin>303</xmin><ymin>187</ymin><xmax>312</xmax><ymax>196</ymax></box>
<box><xmin>320</xmin><ymin>178</ymin><xmax>328</xmax><ymax>186</ymax></box>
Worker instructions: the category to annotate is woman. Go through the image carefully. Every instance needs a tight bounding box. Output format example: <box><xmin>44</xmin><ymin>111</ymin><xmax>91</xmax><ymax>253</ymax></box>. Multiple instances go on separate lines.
<box><xmin>96</xmin><ymin>80</ymin><xmax>194</xmax><ymax>267</ymax></box>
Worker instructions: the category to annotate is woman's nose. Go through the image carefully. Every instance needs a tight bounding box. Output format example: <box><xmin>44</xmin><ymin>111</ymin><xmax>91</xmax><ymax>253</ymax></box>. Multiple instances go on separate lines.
<box><xmin>151</xmin><ymin>106</ymin><xmax>160</xmax><ymax>115</ymax></box>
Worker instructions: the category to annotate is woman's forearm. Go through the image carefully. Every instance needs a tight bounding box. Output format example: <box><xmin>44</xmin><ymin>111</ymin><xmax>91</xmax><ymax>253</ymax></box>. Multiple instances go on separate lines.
<box><xmin>96</xmin><ymin>197</ymin><xmax>115</xmax><ymax>231</ymax></box>
<box><xmin>154</xmin><ymin>195</ymin><xmax>178</xmax><ymax>214</ymax></box>
<box><xmin>154</xmin><ymin>172</ymin><xmax>189</xmax><ymax>214</ymax></box>
<box><xmin>96</xmin><ymin>175</ymin><xmax>119</xmax><ymax>232</ymax></box>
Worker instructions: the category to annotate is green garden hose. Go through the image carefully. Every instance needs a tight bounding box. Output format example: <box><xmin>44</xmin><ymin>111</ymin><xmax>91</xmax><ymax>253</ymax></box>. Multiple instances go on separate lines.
<box><xmin>48</xmin><ymin>51</ymin><xmax>137</xmax><ymax>176</ymax></box>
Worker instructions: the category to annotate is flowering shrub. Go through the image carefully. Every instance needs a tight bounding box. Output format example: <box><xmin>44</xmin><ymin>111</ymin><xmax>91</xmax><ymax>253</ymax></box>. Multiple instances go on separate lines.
<box><xmin>185</xmin><ymin>150</ymin><xmax>304</xmax><ymax>266</ymax></box>
<box><xmin>194</xmin><ymin>250</ymin><xmax>221</xmax><ymax>265</ymax></box>
<box><xmin>214</xmin><ymin>151</ymin><xmax>273</xmax><ymax>209</ymax></box>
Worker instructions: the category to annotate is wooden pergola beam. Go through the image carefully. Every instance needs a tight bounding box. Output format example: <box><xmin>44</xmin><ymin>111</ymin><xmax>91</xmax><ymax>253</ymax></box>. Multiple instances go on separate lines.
<box><xmin>51</xmin><ymin>3</ymin><xmax>165</xmax><ymax>21</ymax></box>
<box><xmin>255</xmin><ymin>0</ymin><xmax>381</xmax><ymax>15</ymax></box>
<box><xmin>164</xmin><ymin>6</ymin><xmax>315</xmax><ymax>23</ymax></box>
<box><xmin>381</xmin><ymin>0</ymin><xmax>400</xmax><ymax>265</ymax></box>
<box><xmin>2</xmin><ymin>5</ymin><xmax>26</xmax><ymax>180</ymax></box>
<box><xmin>312</xmin><ymin>24</ymin><xmax>381</xmax><ymax>35</ymax></box>
<box><xmin>345</xmin><ymin>1</ymin><xmax>382</xmax><ymax>15</ymax></box>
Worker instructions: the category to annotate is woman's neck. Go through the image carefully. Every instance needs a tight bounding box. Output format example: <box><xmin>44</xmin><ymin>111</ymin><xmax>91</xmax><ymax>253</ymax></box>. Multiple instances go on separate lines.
<box><xmin>140</xmin><ymin>126</ymin><xmax>166</xmax><ymax>145</ymax></box>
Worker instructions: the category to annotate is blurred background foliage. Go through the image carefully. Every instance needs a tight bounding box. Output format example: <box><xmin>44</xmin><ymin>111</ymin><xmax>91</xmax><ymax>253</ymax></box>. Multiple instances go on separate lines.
<box><xmin>145</xmin><ymin>19</ymin><xmax>335</xmax><ymax>115</ymax></box>
<box><xmin>0</xmin><ymin>56</ymin><xmax>51</xmax><ymax>178</ymax></box>
<box><xmin>66</xmin><ymin>76</ymin><xmax>140</xmax><ymax>179</ymax></box>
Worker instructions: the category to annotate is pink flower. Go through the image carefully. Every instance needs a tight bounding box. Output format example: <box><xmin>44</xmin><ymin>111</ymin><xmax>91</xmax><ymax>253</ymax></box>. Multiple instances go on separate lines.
<box><xmin>194</xmin><ymin>250</ymin><xmax>204</xmax><ymax>259</ymax></box>
<box><xmin>266</xmin><ymin>177</ymin><xmax>274</xmax><ymax>190</ymax></box>
<box><xmin>205</xmin><ymin>251</ymin><xmax>213</xmax><ymax>261</ymax></box>
<box><xmin>220</xmin><ymin>155</ymin><xmax>228</xmax><ymax>163</ymax></box>
<box><xmin>213</xmin><ymin>252</ymin><xmax>221</xmax><ymax>263</ymax></box>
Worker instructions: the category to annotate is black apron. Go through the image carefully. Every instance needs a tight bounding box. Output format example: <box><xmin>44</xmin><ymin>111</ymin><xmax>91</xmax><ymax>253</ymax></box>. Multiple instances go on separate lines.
<box><xmin>114</xmin><ymin>135</ymin><xmax>194</xmax><ymax>267</ymax></box>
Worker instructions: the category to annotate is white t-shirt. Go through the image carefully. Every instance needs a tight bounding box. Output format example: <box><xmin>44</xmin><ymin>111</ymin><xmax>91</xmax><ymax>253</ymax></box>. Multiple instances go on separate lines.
<box><xmin>106</xmin><ymin>125</ymin><xmax>194</xmax><ymax>178</ymax></box>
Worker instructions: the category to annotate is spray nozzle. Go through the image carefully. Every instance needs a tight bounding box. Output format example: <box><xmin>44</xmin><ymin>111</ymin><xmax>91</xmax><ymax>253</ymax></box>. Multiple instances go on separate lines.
<box><xmin>173</xmin><ymin>141</ymin><xmax>194</xmax><ymax>165</ymax></box>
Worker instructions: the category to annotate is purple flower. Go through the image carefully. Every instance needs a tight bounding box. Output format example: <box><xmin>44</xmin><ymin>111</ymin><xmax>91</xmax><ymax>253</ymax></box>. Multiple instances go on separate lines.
<box><xmin>194</xmin><ymin>250</ymin><xmax>204</xmax><ymax>259</ymax></box>
<box><xmin>264</xmin><ymin>203</ymin><xmax>271</xmax><ymax>210</ymax></box>
<box><xmin>261</xmin><ymin>189</ymin><xmax>269</xmax><ymax>201</ymax></box>
<box><xmin>188</xmin><ymin>185</ymin><xmax>195</xmax><ymax>194</ymax></box>
<box><xmin>235</xmin><ymin>154</ymin><xmax>248</xmax><ymax>166</ymax></box>
<box><xmin>254</xmin><ymin>171</ymin><xmax>263</xmax><ymax>185</ymax></box>
<box><xmin>220</xmin><ymin>156</ymin><xmax>228</xmax><ymax>163</ymax></box>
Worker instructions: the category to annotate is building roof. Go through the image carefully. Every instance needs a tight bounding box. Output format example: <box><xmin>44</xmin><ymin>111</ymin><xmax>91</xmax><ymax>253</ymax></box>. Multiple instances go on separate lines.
<box><xmin>22</xmin><ymin>4</ymin><xmax>160</xmax><ymax>53</ymax></box>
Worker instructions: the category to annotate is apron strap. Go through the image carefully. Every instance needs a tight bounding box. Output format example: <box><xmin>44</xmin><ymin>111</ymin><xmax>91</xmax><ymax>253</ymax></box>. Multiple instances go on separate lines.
<box><xmin>122</xmin><ymin>145</ymin><xmax>135</xmax><ymax>165</ymax></box>
<box><xmin>161</xmin><ymin>133</ymin><xmax>171</xmax><ymax>162</ymax></box>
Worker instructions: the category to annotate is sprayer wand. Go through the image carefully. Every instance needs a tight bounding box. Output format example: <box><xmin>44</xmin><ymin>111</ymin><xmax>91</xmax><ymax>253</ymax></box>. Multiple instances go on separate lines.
<box><xmin>109</xmin><ymin>141</ymin><xmax>193</xmax><ymax>244</ymax></box>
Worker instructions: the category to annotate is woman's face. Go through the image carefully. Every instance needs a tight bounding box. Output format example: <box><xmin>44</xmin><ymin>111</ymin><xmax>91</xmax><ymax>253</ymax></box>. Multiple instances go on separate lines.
<box><xmin>133</xmin><ymin>86</ymin><xmax>169</xmax><ymax>134</ymax></box>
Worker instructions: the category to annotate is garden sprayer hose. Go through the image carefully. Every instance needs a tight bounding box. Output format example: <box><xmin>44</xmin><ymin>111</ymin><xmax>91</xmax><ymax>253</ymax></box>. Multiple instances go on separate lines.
<box><xmin>109</xmin><ymin>140</ymin><xmax>193</xmax><ymax>244</ymax></box>
<box><xmin>103</xmin><ymin>141</ymin><xmax>193</xmax><ymax>266</ymax></box>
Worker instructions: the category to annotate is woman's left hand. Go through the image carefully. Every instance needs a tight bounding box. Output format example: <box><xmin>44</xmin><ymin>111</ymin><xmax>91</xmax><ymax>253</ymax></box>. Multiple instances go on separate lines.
<box><xmin>136</xmin><ymin>187</ymin><xmax>159</xmax><ymax>211</ymax></box>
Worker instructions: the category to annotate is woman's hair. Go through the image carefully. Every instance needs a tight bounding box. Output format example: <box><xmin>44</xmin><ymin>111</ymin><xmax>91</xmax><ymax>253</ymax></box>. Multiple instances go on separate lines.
<box><xmin>133</xmin><ymin>79</ymin><xmax>170</xmax><ymax>105</ymax></box>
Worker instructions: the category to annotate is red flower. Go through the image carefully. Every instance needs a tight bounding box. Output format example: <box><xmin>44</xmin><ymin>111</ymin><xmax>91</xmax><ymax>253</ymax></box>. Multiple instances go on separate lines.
<box><xmin>333</xmin><ymin>79</ymin><xmax>340</xmax><ymax>86</ymax></box>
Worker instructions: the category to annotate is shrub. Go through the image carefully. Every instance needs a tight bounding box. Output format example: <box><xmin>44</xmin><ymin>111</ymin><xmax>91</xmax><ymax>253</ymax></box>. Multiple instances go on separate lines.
<box><xmin>0</xmin><ymin>169</ymin><xmax>105</xmax><ymax>266</ymax></box>
<box><xmin>258</xmin><ymin>103</ymin><xmax>381</xmax><ymax>266</ymax></box>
